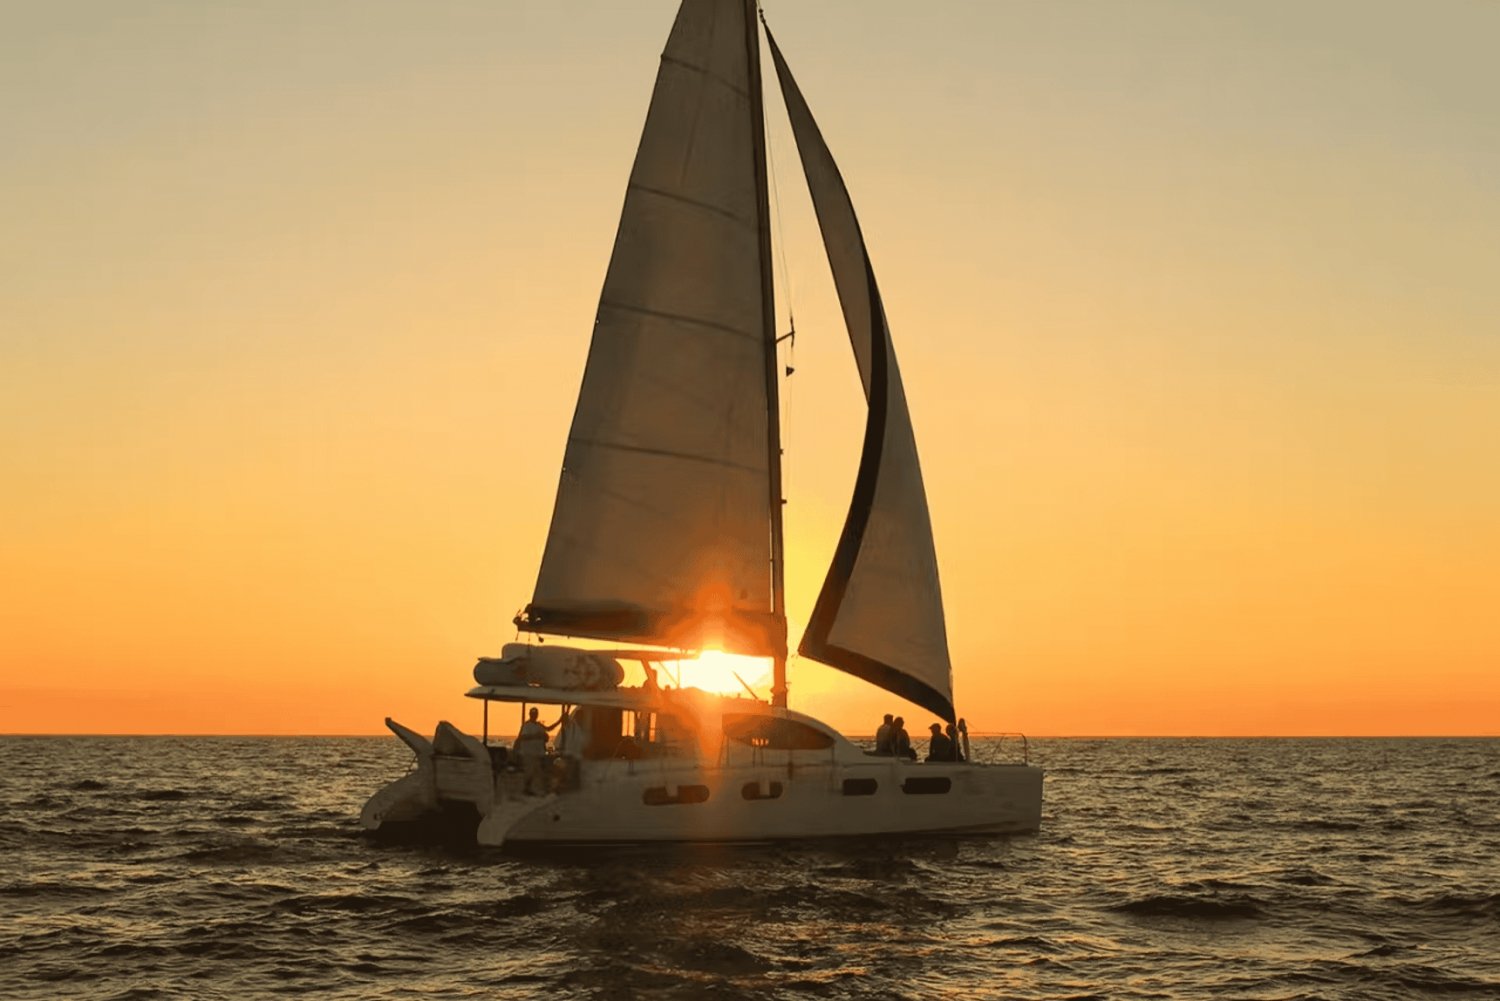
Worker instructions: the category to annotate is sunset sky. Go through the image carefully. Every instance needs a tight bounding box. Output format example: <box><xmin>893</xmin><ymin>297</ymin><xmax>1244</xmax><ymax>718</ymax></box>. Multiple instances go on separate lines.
<box><xmin>4</xmin><ymin>0</ymin><xmax>1496</xmax><ymax>736</ymax></box>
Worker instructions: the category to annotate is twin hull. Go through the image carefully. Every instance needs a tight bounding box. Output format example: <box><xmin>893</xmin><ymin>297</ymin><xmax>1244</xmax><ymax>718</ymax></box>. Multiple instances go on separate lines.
<box><xmin>362</xmin><ymin>722</ymin><xmax>1042</xmax><ymax>847</ymax></box>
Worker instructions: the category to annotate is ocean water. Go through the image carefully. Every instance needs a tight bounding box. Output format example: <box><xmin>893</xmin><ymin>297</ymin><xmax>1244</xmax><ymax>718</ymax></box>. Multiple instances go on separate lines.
<box><xmin>2</xmin><ymin>736</ymin><xmax>1496</xmax><ymax>1000</ymax></box>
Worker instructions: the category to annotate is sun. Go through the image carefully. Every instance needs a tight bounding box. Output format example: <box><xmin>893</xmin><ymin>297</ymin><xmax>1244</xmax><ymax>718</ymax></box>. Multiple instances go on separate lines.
<box><xmin>675</xmin><ymin>649</ymin><xmax>773</xmax><ymax>698</ymax></box>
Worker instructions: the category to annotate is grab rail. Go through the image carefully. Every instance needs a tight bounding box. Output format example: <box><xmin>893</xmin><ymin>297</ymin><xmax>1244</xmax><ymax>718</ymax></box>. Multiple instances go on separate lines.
<box><xmin>965</xmin><ymin>732</ymin><xmax>1030</xmax><ymax>765</ymax></box>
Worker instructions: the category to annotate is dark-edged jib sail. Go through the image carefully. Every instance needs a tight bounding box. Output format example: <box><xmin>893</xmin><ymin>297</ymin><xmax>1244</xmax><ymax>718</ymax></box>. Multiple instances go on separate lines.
<box><xmin>520</xmin><ymin>0</ymin><xmax>785</xmax><ymax>659</ymax></box>
<box><xmin>767</xmin><ymin>30</ymin><xmax>957</xmax><ymax>723</ymax></box>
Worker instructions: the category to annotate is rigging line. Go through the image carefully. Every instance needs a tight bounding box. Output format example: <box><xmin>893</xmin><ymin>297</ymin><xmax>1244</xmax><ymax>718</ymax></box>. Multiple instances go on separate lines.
<box><xmin>765</xmin><ymin>87</ymin><xmax>795</xmax><ymax>337</ymax></box>
<box><xmin>761</xmin><ymin>32</ymin><xmax>796</xmax><ymax>498</ymax></box>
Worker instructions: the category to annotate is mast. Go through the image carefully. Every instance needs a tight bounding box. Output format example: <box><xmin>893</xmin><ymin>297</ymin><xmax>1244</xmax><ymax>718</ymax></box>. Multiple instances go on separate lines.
<box><xmin>746</xmin><ymin>0</ymin><xmax>788</xmax><ymax>707</ymax></box>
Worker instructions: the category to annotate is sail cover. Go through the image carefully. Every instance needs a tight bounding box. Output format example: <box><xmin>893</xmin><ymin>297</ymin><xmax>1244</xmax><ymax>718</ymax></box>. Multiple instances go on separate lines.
<box><xmin>522</xmin><ymin>0</ymin><xmax>783</xmax><ymax>658</ymax></box>
<box><xmin>768</xmin><ymin>32</ymin><xmax>957</xmax><ymax>722</ymax></box>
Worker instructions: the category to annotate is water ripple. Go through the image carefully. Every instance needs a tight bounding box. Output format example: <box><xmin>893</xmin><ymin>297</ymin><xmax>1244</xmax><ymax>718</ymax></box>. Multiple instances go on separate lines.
<box><xmin>1</xmin><ymin>736</ymin><xmax>1497</xmax><ymax>999</ymax></box>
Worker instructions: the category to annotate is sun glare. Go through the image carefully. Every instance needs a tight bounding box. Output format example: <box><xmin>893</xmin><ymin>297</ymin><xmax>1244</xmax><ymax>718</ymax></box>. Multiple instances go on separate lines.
<box><xmin>675</xmin><ymin>649</ymin><xmax>773</xmax><ymax>698</ymax></box>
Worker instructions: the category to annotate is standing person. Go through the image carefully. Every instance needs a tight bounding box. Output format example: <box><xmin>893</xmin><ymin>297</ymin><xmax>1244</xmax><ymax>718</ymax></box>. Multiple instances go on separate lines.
<box><xmin>874</xmin><ymin>713</ymin><xmax>895</xmax><ymax>755</ymax></box>
<box><xmin>556</xmin><ymin>707</ymin><xmax>589</xmax><ymax>790</ymax></box>
<box><xmin>926</xmin><ymin>722</ymin><xmax>955</xmax><ymax>762</ymax></box>
<box><xmin>558</xmin><ymin>706</ymin><xmax>589</xmax><ymax>759</ymax></box>
<box><xmin>945</xmin><ymin>723</ymin><xmax>964</xmax><ymax>762</ymax></box>
<box><xmin>514</xmin><ymin>706</ymin><xmax>559</xmax><ymax>795</ymax></box>
<box><xmin>892</xmin><ymin>717</ymin><xmax>915</xmax><ymax>760</ymax></box>
<box><xmin>636</xmin><ymin>665</ymin><xmax>660</xmax><ymax>740</ymax></box>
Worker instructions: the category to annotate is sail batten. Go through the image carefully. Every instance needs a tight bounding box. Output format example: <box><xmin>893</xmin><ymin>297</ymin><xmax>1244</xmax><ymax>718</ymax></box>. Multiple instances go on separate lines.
<box><xmin>658</xmin><ymin>54</ymin><xmax>752</xmax><ymax>99</ymax></box>
<box><xmin>524</xmin><ymin>0</ymin><xmax>784</xmax><ymax>660</ymax></box>
<box><xmin>569</xmin><ymin>437</ymin><xmax>767</xmax><ymax>475</ymax></box>
<box><xmin>597</xmin><ymin>300</ymin><xmax>758</xmax><ymax>341</ymax></box>
<box><xmin>767</xmin><ymin>29</ymin><xmax>957</xmax><ymax>722</ymax></box>
<box><xmin>627</xmin><ymin>183</ymin><xmax>758</xmax><ymax>231</ymax></box>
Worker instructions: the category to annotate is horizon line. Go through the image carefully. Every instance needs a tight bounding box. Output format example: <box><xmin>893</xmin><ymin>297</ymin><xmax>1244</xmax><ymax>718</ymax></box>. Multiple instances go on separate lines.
<box><xmin>2</xmin><ymin>732</ymin><xmax>1496</xmax><ymax>740</ymax></box>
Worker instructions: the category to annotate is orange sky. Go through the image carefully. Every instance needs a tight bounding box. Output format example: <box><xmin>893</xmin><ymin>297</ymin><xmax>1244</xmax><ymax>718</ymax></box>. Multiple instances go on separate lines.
<box><xmin>3</xmin><ymin>1</ymin><xmax>1497</xmax><ymax>736</ymax></box>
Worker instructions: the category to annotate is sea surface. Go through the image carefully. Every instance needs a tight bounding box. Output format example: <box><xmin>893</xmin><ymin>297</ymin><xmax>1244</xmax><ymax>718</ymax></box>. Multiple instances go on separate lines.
<box><xmin>3</xmin><ymin>736</ymin><xmax>1497</xmax><ymax>1000</ymax></box>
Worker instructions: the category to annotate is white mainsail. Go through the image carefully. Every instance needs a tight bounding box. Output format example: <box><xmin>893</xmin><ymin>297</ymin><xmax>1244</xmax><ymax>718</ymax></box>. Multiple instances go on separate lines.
<box><xmin>522</xmin><ymin>0</ymin><xmax>784</xmax><ymax>659</ymax></box>
<box><xmin>767</xmin><ymin>31</ymin><xmax>957</xmax><ymax>721</ymax></box>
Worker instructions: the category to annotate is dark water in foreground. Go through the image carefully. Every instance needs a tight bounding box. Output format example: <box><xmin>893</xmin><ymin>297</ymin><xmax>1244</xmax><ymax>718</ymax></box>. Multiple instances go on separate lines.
<box><xmin>3</xmin><ymin>737</ymin><xmax>1497</xmax><ymax>1000</ymax></box>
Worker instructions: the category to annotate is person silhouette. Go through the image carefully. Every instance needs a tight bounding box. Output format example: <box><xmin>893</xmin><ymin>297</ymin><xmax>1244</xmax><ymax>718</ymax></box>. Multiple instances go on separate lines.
<box><xmin>514</xmin><ymin>706</ymin><xmax>559</xmax><ymax>794</ymax></box>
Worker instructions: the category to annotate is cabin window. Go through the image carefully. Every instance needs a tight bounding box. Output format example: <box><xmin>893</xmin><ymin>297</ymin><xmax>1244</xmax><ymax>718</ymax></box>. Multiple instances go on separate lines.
<box><xmin>901</xmin><ymin>777</ymin><xmax>952</xmax><ymax>795</ymax></box>
<box><xmin>842</xmin><ymin>778</ymin><xmax>878</xmax><ymax>796</ymax></box>
<box><xmin>723</xmin><ymin>714</ymin><xmax>835</xmax><ymax>751</ymax></box>
<box><xmin>741</xmin><ymin>780</ymin><xmax>784</xmax><ymax>801</ymax></box>
<box><xmin>633</xmin><ymin>711</ymin><xmax>654</xmax><ymax>743</ymax></box>
<box><xmin>583</xmin><ymin>707</ymin><xmax>624</xmax><ymax>759</ymax></box>
<box><xmin>641</xmin><ymin>784</ymin><xmax>710</xmax><ymax>806</ymax></box>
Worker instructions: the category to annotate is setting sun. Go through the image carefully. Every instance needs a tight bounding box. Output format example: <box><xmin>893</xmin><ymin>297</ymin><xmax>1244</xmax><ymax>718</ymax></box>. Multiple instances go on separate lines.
<box><xmin>670</xmin><ymin>650</ymin><xmax>774</xmax><ymax>700</ymax></box>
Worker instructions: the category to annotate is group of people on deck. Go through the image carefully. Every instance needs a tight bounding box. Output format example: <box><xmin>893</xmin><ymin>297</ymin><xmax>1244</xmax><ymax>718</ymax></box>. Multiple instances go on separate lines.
<box><xmin>873</xmin><ymin>713</ymin><xmax>965</xmax><ymax>762</ymax></box>
<box><xmin>512</xmin><ymin>700</ymin><xmax>969</xmax><ymax>796</ymax></box>
<box><xmin>509</xmin><ymin>666</ymin><xmax>675</xmax><ymax>795</ymax></box>
<box><xmin>513</xmin><ymin>706</ymin><xmax>588</xmax><ymax>794</ymax></box>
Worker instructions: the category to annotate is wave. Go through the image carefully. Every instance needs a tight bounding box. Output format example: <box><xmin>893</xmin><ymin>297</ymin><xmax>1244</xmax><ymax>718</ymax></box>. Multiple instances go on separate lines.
<box><xmin>233</xmin><ymin>797</ymin><xmax>293</xmax><ymax>812</ymax></box>
<box><xmin>1401</xmin><ymin>892</ymin><xmax>1500</xmax><ymax>920</ymax></box>
<box><xmin>0</xmin><ymin>880</ymin><xmax>113</xmax><ymax>899</ymax></box>
<box><xmin>1384</xmin><ymin>964</ymin><xmax>1500</xmax><ymax>995</ymax></box>
<box><xmin>660</xmin><ymin>938</ymin><xmax>769</xmax><ymax>974</ymax></box>
<box><xmin>1109</xmin><ymin>893</ymin><xmax>1264</xmax><ymax>920</ymax></box>
<box><xmin>1290</xmin><ymin>818</ymin><xmax>1362</xmax><ymax>832</ymax></box>
<box><xmin>391</xmin><ymin>909</ymin><xmax>476</xmax><ymax>934</ymax></box>
<box><xmin>813</xmin><ymin>857</ymin><xmax>922</xmax><ymax>880</ymax></box>
<box><xmin>176</xmin><ymin>841</ymin><xmax>283</xmax><ymax>864</ymax></box>
<box><xmin>271</xmin><ymin>891</ymin><xmax>423</xmax><ymax>915</ymax></box>
<box><xmin>484</xmin><ymin>892</ymin><xmax>548</xmax><ymax>918</ymax></box>
<box><xmin>984</xmin><ymin>933</ymin><xmax>1063</xmax><ymax>953</ymax></box>
<box><xmin>1274</xmin><ymin>868</ymin><xmax>1336</xmax><ymax>887</ymax></box>
<box><xmin>1354</xmin><ymin>942</ymin><xmax>1401</xmax><ymax>957</ymax></box>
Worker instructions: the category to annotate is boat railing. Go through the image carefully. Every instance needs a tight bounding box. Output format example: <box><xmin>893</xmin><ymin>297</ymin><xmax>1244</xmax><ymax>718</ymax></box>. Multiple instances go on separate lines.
<box><xmin>966</xmin><ymin>732</ymin><xmax>1031</xmax><ymax>766</ymax></box>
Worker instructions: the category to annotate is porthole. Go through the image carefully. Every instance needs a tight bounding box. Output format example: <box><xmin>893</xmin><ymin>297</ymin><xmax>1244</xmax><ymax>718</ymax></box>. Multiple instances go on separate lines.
<box><xmin>741</xmin><ymin>780</ymin><xmax>784</xmax><ymax>801</ymax></box>
<box><xmin>841</xmin><ymin>778</ymin><xmax>878</xmax><ymax>796</ymax></box>
<box><xmin>642</xmin><ymin>784</ymin><xmax>710</xmax><ymax>806</ymax></box>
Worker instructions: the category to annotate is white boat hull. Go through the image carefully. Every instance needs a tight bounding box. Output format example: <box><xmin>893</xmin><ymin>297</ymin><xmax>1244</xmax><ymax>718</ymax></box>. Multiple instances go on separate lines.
<box><xmin>496</xmin><ymin>761</ymin><xmax>1041</xmax><ymax>845</ymax></box>
<box><xmin>362</xmin><ymin>718</ymin><xmax>1042</xmax><ymax>847</ymax></box>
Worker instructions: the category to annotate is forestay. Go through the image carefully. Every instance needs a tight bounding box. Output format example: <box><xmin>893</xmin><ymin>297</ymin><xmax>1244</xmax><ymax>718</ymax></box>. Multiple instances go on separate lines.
<box><xmin>767</xmin><ymin>31</ymin><xmax>957</xmax><ymax>722</ymax></box>
<box><xmin>522</xmin><ymin>0</ymin><xmax>783</xmax><ymax>658</ymax></box>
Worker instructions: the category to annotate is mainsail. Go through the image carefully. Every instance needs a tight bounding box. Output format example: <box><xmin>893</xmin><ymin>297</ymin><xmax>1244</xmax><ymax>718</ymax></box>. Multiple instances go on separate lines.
<box><xmin>767</xmin><ymin>31</ymin><xmax>958</xmax><ymax>722</ymax></box>
<box><xmin>521</xmin><ymin>0</ymin><xmax>785</xmax><ymax>659</ymax></box>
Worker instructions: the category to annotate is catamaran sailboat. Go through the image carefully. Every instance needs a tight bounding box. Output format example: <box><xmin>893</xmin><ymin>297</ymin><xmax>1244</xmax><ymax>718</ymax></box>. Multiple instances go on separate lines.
<box><xmin>362</xmin><ymin>0</ymin><xmax>1043</xmax><ymax>846</ymax></box>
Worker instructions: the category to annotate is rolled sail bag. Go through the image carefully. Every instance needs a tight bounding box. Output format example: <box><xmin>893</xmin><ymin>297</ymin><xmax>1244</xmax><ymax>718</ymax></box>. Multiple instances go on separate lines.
<box><xmin>473</xmin><ymin>644</ymin><xmax>624</xmax><ymax>690</ymax></box>
<box><xmin>473</xmin><ymin>654</ymin><xmax>525</xmax><ymax>686</ymax></box>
